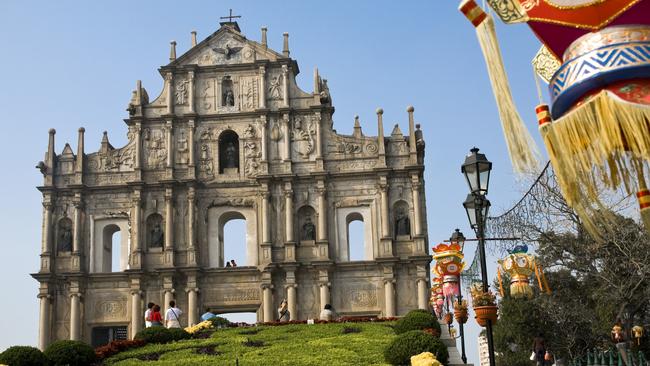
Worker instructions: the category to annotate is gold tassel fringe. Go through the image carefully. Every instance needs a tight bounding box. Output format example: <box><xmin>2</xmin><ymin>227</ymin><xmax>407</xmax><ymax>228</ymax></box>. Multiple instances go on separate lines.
<box><xmin>474</xmin><ymin>14</ymin><xmax>541</xmax><ymax>173</ymax></box>
<box><xmin>540</xmin><ymin>91</ymin><xmax>650</xmax><ymax>237</ymax></box>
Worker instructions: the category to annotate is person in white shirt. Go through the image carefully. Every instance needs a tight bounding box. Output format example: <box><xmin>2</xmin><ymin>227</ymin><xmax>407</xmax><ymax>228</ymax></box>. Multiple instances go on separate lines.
<box><xmin>144</xmin><ymin>302</ymin><xmax>154</xmax><ymax>328</ymax></box>
<box><xmin>319</xmin><ymin>303</ymin><xmax>337</xmax><ymax>321</ymax></box>
<box><xmin>165</xmin><ymin>301</ymin><xmax>183</xmax><ymax>328</ymax></box>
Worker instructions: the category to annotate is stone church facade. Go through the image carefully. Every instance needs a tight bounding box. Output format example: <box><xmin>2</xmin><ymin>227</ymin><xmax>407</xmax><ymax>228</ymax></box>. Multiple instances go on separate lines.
<box><xmin>32</xmin><ymin>21</ymin><xmax>430</xmax><ymax>349</ymax></box>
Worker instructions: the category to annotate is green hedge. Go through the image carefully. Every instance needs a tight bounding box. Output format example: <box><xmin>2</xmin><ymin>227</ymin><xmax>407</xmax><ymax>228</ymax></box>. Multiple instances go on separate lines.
<box><xmin>393</xmin><ymin>310</ymin><xmax>440</xmax><ymax>335</ymax></box>
<box><xmin>134</xmin><ymin>326</ymin><xmax>190</xmax><ymax>344</ymax></box>
<box><xmin>0</xmin><ymin>346</ymin><xmax>48</xmax><ymax>366</ymax></box>
<box><xmin>208</xmin><ymin>316</ymin><xmax>231</xmax><ymax>328</ymax></box>
<box><xmin>44</xmin><ymin>340</ymin><xmax>96</xmax><ymax>366</ymax></box>
<box><xmin>384</xmin><ymin>330</ymin><xmax>448</xmax><ymax>365</ymax></box>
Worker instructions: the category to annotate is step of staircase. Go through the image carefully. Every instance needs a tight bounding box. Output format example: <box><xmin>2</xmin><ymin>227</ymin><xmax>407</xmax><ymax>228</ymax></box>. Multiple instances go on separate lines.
<box><xmin>438</xmin><ymin>320</ymin><xmax>473</xmax><ymax>366</ymax></box>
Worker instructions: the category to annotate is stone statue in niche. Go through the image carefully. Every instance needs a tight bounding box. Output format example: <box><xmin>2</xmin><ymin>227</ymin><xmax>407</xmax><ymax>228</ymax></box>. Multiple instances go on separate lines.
<box><xmin>224</xmin><ymin>89</ymin><xmax>235</xmax><ymax>107</ymax></box>
<box><xmin>223</xmin><ymin>142</ymin><xmax>238</xmax><ymax>169</ymax></box>
<box><xmin>150</xmin><ymin>223</ymin><xmax>164</xmax><ymax>248</ymax></box>
<box><xmin>269</xmin><ymin>75</ymin><xmax>281</xmax><ymax>99</ymax></box>
<box><xmin>58</xmin><ymin>221</ymin><xmax>73</xmax><ymax>252</ymax></box>
<box><xmin>302</xmin><ymin>217</ymin><xmax>316</xmax><ymax>241</ymax></box>
<box><xmin>394</xmin><ymin>209</ymin><xmax>411</xmax><ymax>237</ymax></box>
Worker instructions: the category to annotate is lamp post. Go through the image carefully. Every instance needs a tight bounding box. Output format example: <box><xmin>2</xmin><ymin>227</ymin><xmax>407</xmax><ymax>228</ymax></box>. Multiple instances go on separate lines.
<box><xmin>450</xmin><ymin>228</ymin><xmax>468</xmax><ymax>365</ymax></box>
<box><xmin>461</xmin><ymin>147</ymin><xmax>496</xmax><ymax>366</ymax></box>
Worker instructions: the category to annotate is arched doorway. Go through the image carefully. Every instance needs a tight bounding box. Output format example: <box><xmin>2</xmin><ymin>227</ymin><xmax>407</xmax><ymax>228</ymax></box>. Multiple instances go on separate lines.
<box><xmin>207</xmin><ymin>207</ymin><xmax>258</xmax><ymax>268</ymax></box>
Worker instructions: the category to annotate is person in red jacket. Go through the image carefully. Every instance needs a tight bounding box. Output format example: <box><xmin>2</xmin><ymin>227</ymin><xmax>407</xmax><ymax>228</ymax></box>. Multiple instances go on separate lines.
<box><xmin>150</xmin><ymin>304</ymin><xmax>163</xmax><ymax>327</ymax></box>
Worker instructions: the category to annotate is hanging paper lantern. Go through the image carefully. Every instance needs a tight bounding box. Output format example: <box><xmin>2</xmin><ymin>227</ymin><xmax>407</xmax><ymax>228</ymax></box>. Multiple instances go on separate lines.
<box><xmin>497</xmin><ymin>245</ymin><xmax>550</xmax><ymax>299</ymax></box>
<box><xmin>459</xmin><ymin>0</ymin><xmax>650</xmax><ymax>235</ymax></box>
<box><xmin>442</xmin><ymin>275</ymin><xmax>460</xmax><ymax>299</ymax></box>
<box><xmin>433</xmin><ymin>243</ymin><xmax>465</xmax><ymax>307</ymax></box>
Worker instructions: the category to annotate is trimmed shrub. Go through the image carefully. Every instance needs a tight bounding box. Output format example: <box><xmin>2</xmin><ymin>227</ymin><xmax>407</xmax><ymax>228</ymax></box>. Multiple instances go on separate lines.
<box><xmin>209</xmin><ymin>316</ymin><xmax>231</xmax><ymax>328</ymax></box>
<box><xmin>0</xmin><ymin>346</ymin><xmax>48</xmax><ymax>366</ymax></box>
<box><xmin>134</xmin><ymin>326</ymin><xmax>174</xmax><ymax>344</ymax></box>
<box><xmin>394</xmin><ymin>310</ymin><xmax>440</xmax><ymax>335</ymax></box>
<box><xmin>167</xmin><ymin>327</ymin><xmax>191</xmax><ymax>341</ymax></box>
<box><xmin>95</xmin><ymin>339</ymin><xmax>145</xmax><ymax>360</ymax></box>
<box><xmin>44</xmin><ymin>340</ymin><xmax>97</xmax><ymax>366</ymax></box>
<box><xmin>384</xmin><ymin>330</ymin><xmax>448</xmax><ymax>365</ymax></box>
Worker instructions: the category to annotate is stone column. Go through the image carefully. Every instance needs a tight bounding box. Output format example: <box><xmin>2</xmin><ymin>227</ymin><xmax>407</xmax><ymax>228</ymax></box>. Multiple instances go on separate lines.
<box><xmin>130</xmin><ymin>190</ymin><xmax>142</xmax><ymax>269</ymax></box>
<box><xmin>283</xmin><ymin>114</ymin><xmax>291</xmax><ymax>161</ymax></box>
<box><xmin>131</xmin><ymin>290</ymin><xmax>142</xmax><ymax>338</ymax></box>
<box><xmin>287</xmin><ymin>284</ymin><xmax>297</xmax><ymax>321</ymax></box>
<box><xmin>379</xmin><ymin>181</ymin><xmax>390</xmax><ymax>238</ymax></box>
<box><xmin>319</xmin><ymin>282</ymin><xmax>330</xmax><ymax>309</ymax></box>
<box><xmin>317</xmin><ymin>186</ymin><xmax>327</xmax><ymax>241</ymax></box>
<box><xmin>281</xmin><ymin>65</ymin><xmax>289</xmax><ymax>107</ymax></box>
<box><xmin>188</xmin><ymin>120</ymin><xmax>195</xmax><ymax>168</ymax></box>
<box><xmin>314</xmin><ymin>113</ymin><xmax>322</xmax><ymax>159</ymax></box>
<box><xmin>188</xmin><ymin>71</ymin><xmax>195</xmax><ymax>113</ymax></box>
<box><xmin>72</xmin><ymin>194</ymin><xmax>83</xmax><ymax>254</ymax></box>
<box><xmin>41</xmin><ymin>201</ymin><xmax>53</xmax><ymax>254</ymax></box>
<box><xmin>260</xmin><ymin>115</ymin><xmax>268</xmax><ymax>162</ymax></box>
<box><xmin>165</xmin><ymin>72</ymin><xmax>174</xmax><ymax>115</ymax></box>
<box><xmin>134</xmin><ymin>122</ymin><xmax>142</xmax><ymax>170</ymax></box>
<box><xmin>417</xmin><ymin>279</ymin><xmax>428</xmax><ymax>310</ymax></box>
<box><xmin>165</xmin><ymin>121</ymin><xmax>173</xmax><ymax>168</ymax></box>
<box><xmin>164</xmin><ymin>188</ymin><xmax>174</xmax><ymax>264</ymax></box>
<box><xmin>187</xmin><ymin>186</ymin><xmax>197</xmax><ymax>265</ymax></box>
<box><xmin>258</xmin><ymin>66</ymin><xmax>266</xmax><ymax>108</ymax></box>
<box><xmin>384</xmin><ymin>280</ymin><xmax>396</xmax><ymax>317</ymax></box>
<box><xmin>407</xmin><ymin>106</ymin><xmax>417</xmax><ymax>164</ymax></box>
<box><xmin>285</xmin><ymin>188</ymin><xmax>294</xmax><ymax>242</ymax></box>
<box><xmin>262</xmin><ymin>191</ymin><xmax>271</xmax><ymax>244</ymax></box>
<box><xmin>70</xmin><ymin>293</ymin><xmax>82</xmax><ymax>341</ymax></box>
<box><xmin>262</xmin><ymin>284</ymin><xmax>274</xmax><ymax>322</ymax></box>
<box><xmin>37</xmin><ymin>293</ymin><xmax>51</xmax><ymax>350</ymax></box>
<box><xmin>163</xmin><ymin>289</ymin><xmax>174</xmax><ymax>314</ymax></box>
<box><xmin>411</xmin><ymin>176</ymin><xmax>422</xmax><ymax>236</ymax></box>
<box><xmin>187</xmin><ymin>288</ymin><xmax>198</xmax><ymax>326</ymax></box>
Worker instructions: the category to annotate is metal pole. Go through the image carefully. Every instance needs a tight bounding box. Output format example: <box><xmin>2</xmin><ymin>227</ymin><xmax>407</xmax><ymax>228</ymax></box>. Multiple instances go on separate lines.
<box><xmin>457</xmin><ymin>275</ymin><xmax>467</xmax><ymax>364</ymax></box>
<box><xmin>476</xmin><ymin>194</ymin><xmax>496</xmax><ymax>366</ymax></box>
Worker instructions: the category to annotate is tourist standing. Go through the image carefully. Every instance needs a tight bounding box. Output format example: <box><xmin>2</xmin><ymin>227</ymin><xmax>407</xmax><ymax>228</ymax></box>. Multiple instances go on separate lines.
<box><xmin>532</xmin><ymin>333</ymin><xmax>546</xmax><ymax>366</ymax></box>
<box><xmin>231</xmin><ymin>259</ymin><xmax>237</xmax><ymax>267</ymax></box>
<box><xmin>165</xmin><ymin>301</ymin><xmax>183</xmax><ymax>328</ymax></box>
<box><xmin>278</xmin><ymin>299</ymin><xmax>290</xmax><ymax>322</ymax></box>
<box><xmin>144</xmin><ymin>302</ymin><xmax>155</xmax><ymax>328</ymax></box>
<box><xmin>150</xmin><ymin>305</ymin><xmax>163</xmax><ymax>327</ymax></box>
<box><xmin>201</xmin><ymin>307</ymin><xmax>216</xmax><ymax>321</ymax></box>
<box><xmin>319</xmin><ymin>304</ymin><xmax>337</xmax><ymax>321</ymax></box>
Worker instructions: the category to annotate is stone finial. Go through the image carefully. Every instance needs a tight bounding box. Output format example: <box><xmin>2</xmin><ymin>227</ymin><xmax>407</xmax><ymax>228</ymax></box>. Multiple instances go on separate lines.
<box><xmin>314</xmin><ymin>67</ymin><xmax>320</xmax><ymax>94</ymax></box>
<box><xmin>169</xmin><ymin>40</ymin><xmax>177</xmax><ymax>62</ymax></box>
<box><xmin>282</xmin><ymin>32</ymin><xmax>290</xmax><ymax>57</ymax></box>
<box><xmin>100</xmin><ymin>131</ymin><xmax>114</xmax><ymax>153</ymax></box>
<box><xmin>376</xmin><ymin>108</ymin><xmax>384</xmax><ymax>115</ymax></box>
<box><xmin>191</xmin><ymin>31</ymin><xmax>197</xmax><ymax>47</ymax></box>
<box><xmin>47</xmin><ymin>129</ymin><xmax>56</xmax><ymax>164</ymax></box>
<box><xmin>407</xmin><ymin>105</ymin><xmax>414</xmax><ymax>113</ymax></box>
<box><xmin>353</xmin><ymin>115</ymin><xmax>363</xmax><ymax>138</ymax></box>
<box><xmin>261</xmin><ymin>27</ymin><xmax>268</xmax><ymax>48</ymax></box>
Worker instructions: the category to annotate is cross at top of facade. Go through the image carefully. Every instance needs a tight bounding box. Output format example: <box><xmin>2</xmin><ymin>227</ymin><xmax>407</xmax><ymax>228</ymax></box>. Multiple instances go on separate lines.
<box><xmin>220</xmin><ymin>9</ymin><xmax>241</xmax><ymax>23</ymax></box>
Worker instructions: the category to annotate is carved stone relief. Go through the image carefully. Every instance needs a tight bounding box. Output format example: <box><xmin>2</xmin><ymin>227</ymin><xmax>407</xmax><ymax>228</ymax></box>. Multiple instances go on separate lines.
<box><xmin>240</xmin><ymin>76</ymin><xmax>258</xmax><ymax>111</ymax></box>
<box><xmin>176</xmin><ymin>129</ymin><xmax>189</xmax><ymax>165</ymax></box>
<box><xmin>268</xmin><ymin>74</ymin><xmax>282</xmax><ymax>100</ymax></box>
<box><xmin>343</xmin><ymin>284</ymin><xmax>378</xmax><ymax>309</ymax></box>
<box><xmin>199</xmin><ymin>144</ymin><xmax>214</xmax><ymax>179</ymax></box>
<box><xmin>291</xmin><ymin>116</ymin><xmax>315</xmax><ymax>159</ymax></box>
<box><xmin>175</xmin><ymin>78</ymin><xmax>189</xmax><ymax>105</ymax></box>
<box><xmin>143</xmin><ymin>128</ymin><xmax>166</xmax><ymax>169</ymax></box>
<box><xmin>244</xmin><ymin>141</ymin><xmax>261</xmax><ymax>178</ymax></box>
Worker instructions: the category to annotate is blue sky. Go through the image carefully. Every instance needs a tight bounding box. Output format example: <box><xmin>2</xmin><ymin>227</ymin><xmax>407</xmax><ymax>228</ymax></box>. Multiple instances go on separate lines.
<box><xmin>0</xmin><ymin>1</ymin><xmax>546</xmax><ymax>364</ymax></box>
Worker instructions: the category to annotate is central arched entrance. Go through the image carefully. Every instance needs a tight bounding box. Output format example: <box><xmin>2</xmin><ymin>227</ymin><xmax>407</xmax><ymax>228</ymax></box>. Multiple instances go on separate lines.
<box><xmin>207</xmin><ymin>207</ymin><xmax>258</xmax><ymax>268</ymax></box>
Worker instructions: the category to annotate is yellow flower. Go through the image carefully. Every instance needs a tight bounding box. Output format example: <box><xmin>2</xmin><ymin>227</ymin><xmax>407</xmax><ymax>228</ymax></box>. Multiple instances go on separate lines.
<box><xmin>411</xmin><ymin>351</ymin><xmax>442</xmax><ymax>366</ymax></box>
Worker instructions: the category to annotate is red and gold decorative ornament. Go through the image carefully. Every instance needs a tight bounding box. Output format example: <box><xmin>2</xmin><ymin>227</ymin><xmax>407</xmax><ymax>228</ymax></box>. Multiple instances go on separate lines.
<box><xmin>432</xmin><ymin>243</ymin><xmax>465</xmax><ymax>301</ymax></box>
<box><xmin>460</xmin><ymin>0</ymin><xmax>650</xmax><ymax>235</ymax></box>
<box><xmin>497</xmin><ymin>245</ymin><xmax>551</xmax><ymax>299</ymax></box>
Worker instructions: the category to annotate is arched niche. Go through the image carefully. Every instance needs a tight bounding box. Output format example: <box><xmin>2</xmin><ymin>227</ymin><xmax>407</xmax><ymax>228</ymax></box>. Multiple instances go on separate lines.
<box><xmin>335</xmin><ymin>206</ymin><xmax>374</xmax><ymax>262</ymax></box>
<box><xmin>221</xmin><ymin>76</ymin><xmax>235</xmax><ymax>107</ymax></box>
<box><xmin>90</xmin><ymin>217</ymin><xmax>130</xmax><ymax>273</ymax></box>
<box><xmin>57</xmin><ymin>217</ymin><xmax>73</xmax><ymax>253</ymax></box>
<box><xmin>392</xmin><ymin>200</ymin><xmax>411</xmax><ymax>239</ymax></box>
<box><xmin>207</xmin><ymin>207</ymin><xmax>258</xmax><ymax>268</ymax></box>
<box><xmin>145</xmin><ymin>213</ymin><xmax>164</xmax><ymax>249</ymax></box>
<box><xmin>218</xmin><ymin>130</ymin><xmax>239</xmax><ymax>174</ymax></box>
<box><xmin>297</xmin><ymin>205</ymin><xmax>316</xmax><ymax>242</ymax></box>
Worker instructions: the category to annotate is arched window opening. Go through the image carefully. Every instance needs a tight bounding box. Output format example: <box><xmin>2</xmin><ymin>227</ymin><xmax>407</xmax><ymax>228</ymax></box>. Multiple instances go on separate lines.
<box><xmin>111</xmin><ymin>231</ymin><xmax>122</xmax><ymax>272</ymax></box>
<box><xmin>219</xmin><ymin>130</ymin><xmax>239</xmax><ymax>174</ymax></box>
<box><xmin>347</xmin><ymin>213</ymin><xmax>365</xmax><ymax>261</ymax></box>
<box><xmin>297</xmin><ymin>205</ymin><xmax>316</xmax><ymax>242</ymax></box>
<box><xmin>146</xmin><ymin>213</ymin><xmax>164</xmax><ymax>249</ymax></box>
<box><xmin>101</xmin><ymin>224</ymin><xmax>123</xmax><ymax>272</ymax></box>
<box><xmin>216</xmin><ymin>312</ymin><xmax>257</xmax><ymax>324</ymax></box>
<box><xmin>57</xmin><ymin>217</ymin><xmax>73</xmax><ymax>253</ymax></box>
<box><xmin>222</xmin><ymin>217</ymin><xmax>246</xmax><ymax>268</ymax></box>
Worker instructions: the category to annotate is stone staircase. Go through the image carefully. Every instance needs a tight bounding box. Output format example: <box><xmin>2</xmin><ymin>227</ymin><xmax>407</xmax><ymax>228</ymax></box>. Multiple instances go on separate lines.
<box><xmin>439</xmin><ymin>320</ymin><xmax>473</xmax><ymax>366</ymax></box>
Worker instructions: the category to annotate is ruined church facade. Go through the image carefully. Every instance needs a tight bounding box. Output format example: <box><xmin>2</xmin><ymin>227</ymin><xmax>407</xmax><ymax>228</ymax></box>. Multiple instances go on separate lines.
<box><xmin>32</xmin><ymin>21</ymin><xmax>430</xmax><ymax>349</ymax></box>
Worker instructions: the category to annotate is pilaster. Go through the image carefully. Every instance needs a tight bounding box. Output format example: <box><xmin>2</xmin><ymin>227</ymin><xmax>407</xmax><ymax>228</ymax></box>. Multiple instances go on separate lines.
<box><xmin>163</xmin><ymin>187</ymin><xmax>175</xmax><ymax>266</ymax></box>
<box><xmin>130</xmin><ymin>189</ymin><xmax>143</xmax><ymax>270</ymax></box>
<box><xmin>71</xmin><ymin>192</ymin><xmax>83</xmax><ymax>272</ymax></box>
<box><xmin>187</xmin><ymin>186</ymin><xmax>197</xmax><ymax>266</ymax></box>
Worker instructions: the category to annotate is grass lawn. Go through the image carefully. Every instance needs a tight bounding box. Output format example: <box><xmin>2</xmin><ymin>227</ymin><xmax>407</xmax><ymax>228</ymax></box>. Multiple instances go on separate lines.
<box><xmin>104</xmin><ymin>322</ymin><xmax>397</xmax><ymax>366</ymax></box>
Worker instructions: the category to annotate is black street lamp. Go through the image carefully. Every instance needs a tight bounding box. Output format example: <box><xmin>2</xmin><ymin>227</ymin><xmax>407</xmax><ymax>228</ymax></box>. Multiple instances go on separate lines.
<box><xmin>450</xmin><ymin>228</ymin><xmax>468</xmax><ymax>365</ymax></box>
<box><xmin>461</xmin><ymin>147</ymin><xmax>496</xmax><ymax>366</ymax></box>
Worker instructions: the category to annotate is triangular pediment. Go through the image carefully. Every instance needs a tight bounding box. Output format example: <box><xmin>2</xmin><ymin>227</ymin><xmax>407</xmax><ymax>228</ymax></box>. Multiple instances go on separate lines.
<box><xmin>171</xmin><ymin>25</ymin><xmax>284</xmax><ymax>67</ymax></box>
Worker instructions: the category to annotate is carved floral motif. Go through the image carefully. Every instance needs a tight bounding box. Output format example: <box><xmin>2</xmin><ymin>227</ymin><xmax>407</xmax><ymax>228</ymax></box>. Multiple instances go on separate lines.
<box><xmin>291</xmin><ymin>116</ymin><xmax>315</xmax><ymax>159</ymax></box>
